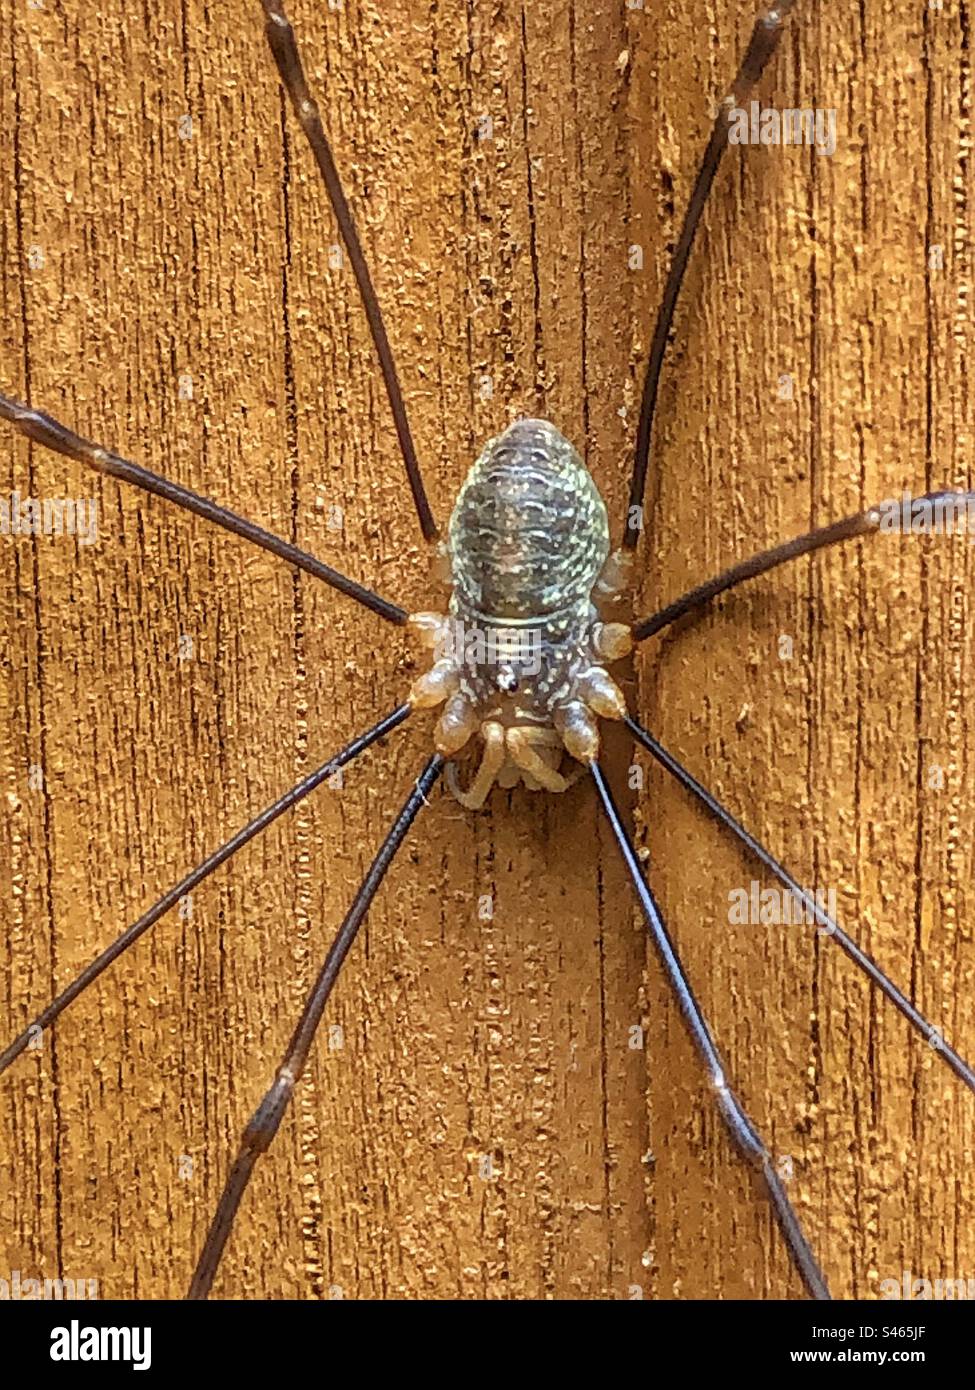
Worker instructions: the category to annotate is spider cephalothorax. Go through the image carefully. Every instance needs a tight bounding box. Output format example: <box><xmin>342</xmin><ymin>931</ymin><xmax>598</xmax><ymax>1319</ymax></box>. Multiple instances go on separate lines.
<box><xmin>408</xmin><ymin>418</ymin><xmax>634</xmax><ymax>806</ymax></box>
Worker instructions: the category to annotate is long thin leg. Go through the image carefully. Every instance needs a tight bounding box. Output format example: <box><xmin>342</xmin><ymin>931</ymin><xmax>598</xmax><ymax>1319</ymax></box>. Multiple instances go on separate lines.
<box><xmin>623</xmin><ymin>1</ymin><xmax>797</xmax><ymax>549</ymax></box>
<box><xmin>186</xmin><ymin>751</ymin><xmax>445</xmax><ymax>1299</ymax></box>
<box><xmin>624</xmin><ymin>713</ymin><xmax>975</xmax><ymax>1093</ymax></box>
<box><xmin>0</xmin><ymin>704</ymin><xmax>412</xmax><ymax>1075</ymax></box>
<box><xmin>260</xmin><ymin>0</ymin><xmax>438</xmax><ymax>543</ymax></box>
<box><xmin>0</xmin><ymin>392</ymin><xmax>407</xmax><ymax>625</ymax></box>
<box><xmin>632</xmin><ymin>490</ymin><xmax>975</xmax><ymax>642</ymax></box>
<box><xmin>591</xmin><ymin>760</ymin><xmax>830</xmax><ymax>1300</ymax></box>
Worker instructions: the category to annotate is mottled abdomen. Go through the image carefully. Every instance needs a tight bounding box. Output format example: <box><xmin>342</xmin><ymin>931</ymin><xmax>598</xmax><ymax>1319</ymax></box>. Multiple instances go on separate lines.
<box><xmin>448</xmin><ymin>418</ymin><xmax>610</xmax><ymax>619</ymax></box>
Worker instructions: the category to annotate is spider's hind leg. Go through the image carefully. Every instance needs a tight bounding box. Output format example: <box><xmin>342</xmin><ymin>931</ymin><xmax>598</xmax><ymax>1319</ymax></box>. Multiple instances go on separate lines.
<box><xmin>619</xmin><ymin>1</ymin><xmax>798</xmax><ymax>554</ymax></box>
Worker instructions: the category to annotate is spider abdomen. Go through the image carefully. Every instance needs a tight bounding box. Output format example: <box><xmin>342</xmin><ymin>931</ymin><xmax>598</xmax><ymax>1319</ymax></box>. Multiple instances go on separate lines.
<box><xmin>447</xmin><ymin>417</ymin><xmax>610</xmax><ymax>621</ymax></box>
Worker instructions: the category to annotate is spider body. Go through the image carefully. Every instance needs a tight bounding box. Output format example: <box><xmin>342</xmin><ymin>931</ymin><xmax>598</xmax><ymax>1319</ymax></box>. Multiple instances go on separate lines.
<box><xmin>409</xmin><ymin>418</ymin><xmax>633</xmax><ymax>806</ymax></box>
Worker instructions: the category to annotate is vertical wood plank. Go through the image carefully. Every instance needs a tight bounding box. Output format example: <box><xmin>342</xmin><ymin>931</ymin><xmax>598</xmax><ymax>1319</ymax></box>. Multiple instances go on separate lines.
<box><xmin>0</xmin><ymin>0</ymin><xmax>972</xmax><ymax>1301</ymax></box>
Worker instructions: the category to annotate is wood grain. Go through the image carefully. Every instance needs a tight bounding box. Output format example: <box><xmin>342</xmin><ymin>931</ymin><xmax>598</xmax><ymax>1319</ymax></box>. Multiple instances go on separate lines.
<box><xmin>1</xmin><ymin>0</ymin><xmax>972</xmax><ymax>1300</ymax></box>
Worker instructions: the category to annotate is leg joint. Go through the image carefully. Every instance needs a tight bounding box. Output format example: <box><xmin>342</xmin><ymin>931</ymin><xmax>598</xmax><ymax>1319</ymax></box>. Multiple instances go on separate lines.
<box><xmin>243</xmin><ymin>1069</ymin><xmax>295</xmax><ymax>1154</ymax></box>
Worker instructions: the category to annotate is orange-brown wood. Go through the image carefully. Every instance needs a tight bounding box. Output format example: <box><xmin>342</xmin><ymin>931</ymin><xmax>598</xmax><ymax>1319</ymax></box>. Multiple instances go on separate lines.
<box><xmin>1</xmin><ymin>0</ymin><xmax>973</xmax><ymax>1299</ymax></box>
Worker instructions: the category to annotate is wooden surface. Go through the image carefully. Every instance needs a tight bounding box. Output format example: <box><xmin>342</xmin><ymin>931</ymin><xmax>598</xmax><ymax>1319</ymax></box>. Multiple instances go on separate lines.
<box><xmin>1</xmin><ymin>0</ymin><xmax>973</xmax><ymax>1301</ymax></box>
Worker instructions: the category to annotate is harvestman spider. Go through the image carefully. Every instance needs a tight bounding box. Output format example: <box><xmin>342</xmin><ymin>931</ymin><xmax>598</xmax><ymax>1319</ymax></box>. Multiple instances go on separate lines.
<box><xmin>2</xmin><ymin>0</ymin><xmax>974</xmax><ymax>1300</ymax></box>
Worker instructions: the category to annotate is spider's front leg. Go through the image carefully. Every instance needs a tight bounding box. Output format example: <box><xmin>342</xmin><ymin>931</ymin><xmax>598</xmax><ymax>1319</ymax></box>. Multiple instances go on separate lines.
<box><xmin>187</xmin><ymin>752</ymin><xmax>444</xmax><ymax>1299</ymax></box>
<box><xmin>591</xmin><ymin>760</ymin><xmax>831</xmax><ymax>1301</ymax></box>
